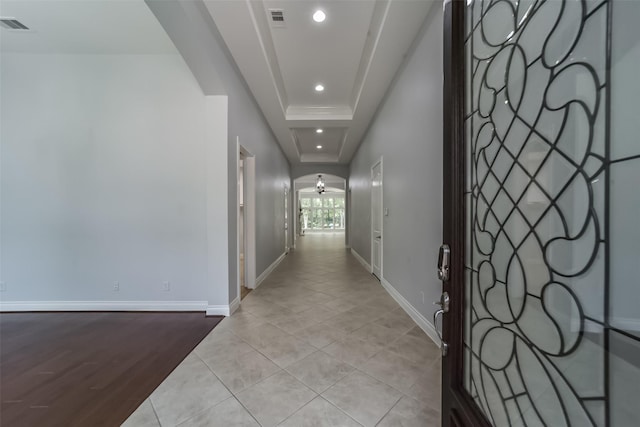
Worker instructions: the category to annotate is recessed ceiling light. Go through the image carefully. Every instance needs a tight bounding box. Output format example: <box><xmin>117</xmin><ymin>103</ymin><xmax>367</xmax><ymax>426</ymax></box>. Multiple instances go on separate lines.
<box><xmin>316</xmin><ymin>128</ymin><xmax>323</xmax><ymax>134</ymax></box>
<box><xmin>316</xmin><ymin>145</ymin><xmax>323</xmax><ymax>149</ymax></box>
<box><xmin>313</xmin><ymin>10</ymin><xmax>326</xmax><ymax>23</ymax></box>
<box><xmin>315</xmin><ymin>84</ymin><xmax>324</xmax><ymax>92</ymax></box>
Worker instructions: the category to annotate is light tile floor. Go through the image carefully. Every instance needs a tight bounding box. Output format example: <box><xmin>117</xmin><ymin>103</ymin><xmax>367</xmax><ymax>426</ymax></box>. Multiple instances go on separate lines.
<box><xmin>123</xmin><ymin>233</ymin><xmax>441</xmax><ymax>427</ymax></box>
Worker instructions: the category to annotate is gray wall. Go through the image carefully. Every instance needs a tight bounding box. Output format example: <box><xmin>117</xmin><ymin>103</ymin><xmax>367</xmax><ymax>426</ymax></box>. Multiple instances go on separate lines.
<box><xmin>349</xmin><ymin>5</ymin><xmax>443</xmax><ymax>322</ymax></box>
<box><xmin>229</xmin><ymin>93</ymin><xmax>291</xmax><ymax>286</ymax></box>
<box><xmin>163</xmin><ymin>1</ymin><xmax>291</xmax><ymax>302</ymax></box>
<box><xmin>0</xmin><ymin>53</ymin><xmax>228</xmax><ymax>306</ymax></box>
<box><xmin>1</xmin><ymin>0</ymin><xmax>291</xmax><ymax>309</ymax></box>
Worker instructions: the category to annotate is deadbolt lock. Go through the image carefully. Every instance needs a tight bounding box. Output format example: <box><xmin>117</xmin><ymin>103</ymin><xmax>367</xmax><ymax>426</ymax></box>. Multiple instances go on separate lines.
<box><xmin>437</xmin><ymin>244</ymin><xmax>450</xmax><ymax>282</ymax></box>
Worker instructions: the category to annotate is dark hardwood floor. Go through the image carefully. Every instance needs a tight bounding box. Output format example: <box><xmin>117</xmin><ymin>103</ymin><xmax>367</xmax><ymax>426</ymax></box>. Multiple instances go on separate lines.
<box><xmin>0</xmin><ymin>312</ymin><xmax>222</xmax><ymax>427</ymax></box>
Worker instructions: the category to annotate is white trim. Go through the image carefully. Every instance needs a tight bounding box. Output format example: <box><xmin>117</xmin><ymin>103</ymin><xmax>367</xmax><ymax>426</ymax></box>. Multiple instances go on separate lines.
<box><xmin>293</xmin><ymin>189</ymin><xmax>299</xmax><ymax>246</ymax></box>
<box><xmin>206</xmin><ymin>305</ymin><xmax>229</xmax><ymax>316</ymax></box>
<box><xmin>0</xmin><ymin>301</ymin><xmax>208</xmax><ymax>312</ymax></box>
<box><xmin>206</xmin><ymin>296</ymin><xmax>241</xmax><ymax>317</ymax></box>
<box><xmin>284</xmin><ymin>184</ymin><xmax>290</xmax><ymax>254</ymax></box>
<box><xmin>380</xmin><ymin>278</ymin><xmax>441</xmax><ymax>348</ymax></box>
<box><xmin>371</xmin><ymin>157</ymin><xmax>383</xmax><ymax>279</ymax></box>
<box><xmin>237</xmin><ymin>140</ymin><xmax>243</xmax><ymax>306</ymax></box>
<box><xmin>346</xmin><ymin>185</ymin><xmax>351</xmax><ymax>248</ymax></box>
<box><xmin>256</xmin><ymin>252</ymin><xmax>287</xmax><ymax>288</ymax></box>
<box><xmin>229</xmin><ymin>296</ymin><xmax>241</xmax><ymax>316</ymax></box>
<box><xmin>351</xmin><ymin>248</ymin><xmax>372</xmax><ymax>272</ymax></box>
<box><xmin>245</xmin><ymin>155</ymin><xmax>257</xmax><ymax>289</ymax></box>
<box><xmin>239</xmin><ymin>145</ymin><xmax>256</xmax><ymax>290</ymax></box>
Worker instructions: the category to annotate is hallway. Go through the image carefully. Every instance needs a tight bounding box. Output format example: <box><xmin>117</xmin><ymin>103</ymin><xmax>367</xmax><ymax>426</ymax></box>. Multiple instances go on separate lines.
<box><xmin>124</xmin><ymin>233</ymin><xmax>441</xmax><ymax>427</ymax></box>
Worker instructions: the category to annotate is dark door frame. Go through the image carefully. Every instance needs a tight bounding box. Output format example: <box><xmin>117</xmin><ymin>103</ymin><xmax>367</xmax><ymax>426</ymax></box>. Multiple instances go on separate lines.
<box><xmin>441</xmin><ymin>1</ymin><xmax>490</xmax><ymax>426</ymax></box>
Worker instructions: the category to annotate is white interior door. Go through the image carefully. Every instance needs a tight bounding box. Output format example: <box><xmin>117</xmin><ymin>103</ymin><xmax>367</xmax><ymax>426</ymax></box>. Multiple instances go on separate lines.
<box><xmin>371</xmin><ymin>160</ymin><xmax>382</xmax><ymax>279</ymax></box>
<box><xmin>238</xmin><ymin>157</ymin><xmax>245</xmax><ymax>290</ymax></box>
<box><xmin>238</xmin><ymin>144</ymin><xmax>256</xmax><ymax>290</ymax></box>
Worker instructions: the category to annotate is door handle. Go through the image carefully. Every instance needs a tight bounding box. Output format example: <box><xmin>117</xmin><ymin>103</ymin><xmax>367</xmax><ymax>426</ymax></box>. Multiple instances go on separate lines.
<box><xmin>433</xmin><ymin>308</ymin><xmax>448</xmax><ymax>357</ymax></box>
<box><xmin>437</xmin><ymin>244</ymin><xmax>450</xmax><ymax>282</ymax></box>
<box><xmin>433</xmin><ymin>292</ymin><xmax>449</xmax><ymax>357</ymax></box>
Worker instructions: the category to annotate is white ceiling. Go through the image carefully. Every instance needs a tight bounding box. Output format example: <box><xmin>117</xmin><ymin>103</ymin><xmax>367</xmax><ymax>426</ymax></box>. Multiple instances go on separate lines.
<box><xmin>204</xmin><ymin>0</ymin><xmax>434</xmax><ymax>165</ymax></box>
<box><xmin>0</xmin><ymin>0</ymin><xmax>176</xmax><ymax>54</ymax></box>
<box><xmin>269</xmin><ymin>0</ymin><xmax>375</xmax><ymax>108</ymax></box>
<box><xmin>0</xmin><ymin>0</ymin><xmax>434</xmax><ymax>166</ymax></box>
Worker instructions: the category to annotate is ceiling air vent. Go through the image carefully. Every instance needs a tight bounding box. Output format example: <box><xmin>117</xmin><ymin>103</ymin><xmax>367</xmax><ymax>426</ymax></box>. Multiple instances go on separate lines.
<box><xmin>0</xmin><ymin>17</ymin><xmax>29</xmax><ymax>30</ymax></box>
<box><xmin>269</xmin><ymin>9</ymin><xmax>286</xmax><ymax>28</ymax></box>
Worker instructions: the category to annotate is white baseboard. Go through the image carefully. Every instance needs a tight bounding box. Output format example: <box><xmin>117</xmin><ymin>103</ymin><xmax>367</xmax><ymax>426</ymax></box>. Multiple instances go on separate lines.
<box><xmin>255</xmin><ymin>252</ymin><xmax>287</xmax><ymax>289</ymax></box>
<box><xmin>380</xmin><ymin>278</ymin><xmax>441</xmax><ymax>348</ymax></box>
<box><xmin>350</xmin><ymin>248</ymin><xmax>372</xmax><ymax>272</ymax></box>
<box><xmin>0</xmin><ymin>300</ymin><xmax>208</xmax><ymax>312</ymax></box>
<box><xmin>206</xmin><ymin>296</ymin><xmax>240</xmax><ymax>317</ymax></box>
<box><xmin>206</xmin><ymin>304</ymin><xmax>228</xmax><ymax>316</ymax></box>
<box><xmin>229</xmin><ymin>296</ymin><xmax>241</xmax><ymax>316</ymax></box>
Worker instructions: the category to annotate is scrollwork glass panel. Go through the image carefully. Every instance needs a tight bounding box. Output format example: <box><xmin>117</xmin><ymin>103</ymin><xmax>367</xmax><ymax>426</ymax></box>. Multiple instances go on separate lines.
<box><xmin>461</xmin><ymin>0</ymin><xmax>627</xmax><ymax>425</ymax></box>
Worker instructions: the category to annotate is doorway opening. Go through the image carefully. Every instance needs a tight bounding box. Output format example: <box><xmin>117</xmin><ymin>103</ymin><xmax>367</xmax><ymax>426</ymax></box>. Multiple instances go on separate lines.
<box><xmin>293</xmin><ymin>174</ymin><xmax>347</xmax><ymax>248</ymax></box>
<box><xmin>238</xmin><ymin>144</ymin><xmax>256</xmax><ymax>301</ymax></box>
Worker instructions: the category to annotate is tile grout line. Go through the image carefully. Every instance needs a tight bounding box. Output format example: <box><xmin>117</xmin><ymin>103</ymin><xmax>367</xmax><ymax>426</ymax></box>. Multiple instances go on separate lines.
<box><xmin>213</xmin><ymin>328</ymin><xmax>324</xmax><ymax>400</ymax></box>
<box><xmin>229</xmin><ymin>325</ymin><xmax>321</xmax><ymax>371</ymax></box>
<box><xmin>282</xmin><ymin>349</ymin><xmax>354</xmax><ymax>395</ymax></box>
<box><xmin>148</xmin><ymin>398</ymin><xmax>163</xmax><ymax>427</ymax></box>
<box><xmin>193</xmin><ymin>351</ymin><xmax>264</xmax><ymax>427</ymax></box>
<box><xmin>199</xmin><ymin>346</ymin><xmax>284</xmax><ymax>397</ymax></box>
<box><xmin>176</xmin><ymin>235</ymin><xmax>441</xmax><ymax>426</ymax></box>
<box><xmin>274</xmin><ymin>395</ymin><xmax>365</xmax><ymax>427</ymax></box>
<box><xmin>373</xmin><ymin>394</ymin><xmax>405</xmax><ymax>427</ymax></box>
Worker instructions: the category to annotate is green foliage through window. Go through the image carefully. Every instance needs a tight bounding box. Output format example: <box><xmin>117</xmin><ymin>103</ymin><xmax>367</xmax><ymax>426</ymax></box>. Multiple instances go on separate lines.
<box><xmin>299</xmin><ymin>194</ymin><xmax>345</xmax><ymax>230</ymax></box>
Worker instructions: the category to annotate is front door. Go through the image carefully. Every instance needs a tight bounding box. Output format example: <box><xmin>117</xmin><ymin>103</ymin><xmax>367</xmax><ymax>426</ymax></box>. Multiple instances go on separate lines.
<box><xmin>442</xmin><ymin>0</ymin><xmax>640</xmax><ymax>426</ymax></box>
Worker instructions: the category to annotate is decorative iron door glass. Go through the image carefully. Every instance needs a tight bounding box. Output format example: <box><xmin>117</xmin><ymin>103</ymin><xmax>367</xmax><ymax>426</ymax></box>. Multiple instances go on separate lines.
<box><xmin>299</xmin><ymin>194</ymin><xmax>345</xmax><ymax>230</ymax></box>
<box><xmin>463</xmin><ymin>0</ymin><xmax>639</xmax><ymax>425</ymax></box>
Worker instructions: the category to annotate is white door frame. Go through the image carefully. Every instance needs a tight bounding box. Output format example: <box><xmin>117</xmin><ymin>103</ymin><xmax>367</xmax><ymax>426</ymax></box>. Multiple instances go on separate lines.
<box><xmin>346</xmin><ymin>187</ymin><xmax>352</xmax><ymax>248</ymax></box>
<box><xmin>371</xmin><ymin>157</ymin><xmax>383</xmax><ymax>278</ymax></box>
<box><xmin>238</xmin><ymin>142</ymin><xmax>256</xmax><ymax>295</ymax></box>
<box><xmin>284</xmin><ymin>184</ymin><xmax>289</xmax><ymax>254</ymax></box>
<box><xmin>293</xmin><ymin>189</ymin><xmax>298</xmax><ymax>249</ymax></box>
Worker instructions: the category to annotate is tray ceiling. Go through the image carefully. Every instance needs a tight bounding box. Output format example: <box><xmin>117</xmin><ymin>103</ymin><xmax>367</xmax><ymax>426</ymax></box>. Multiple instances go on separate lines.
<box><xmin>204</xmin><ymin>0</ymin><xmax>434</xmax><ymax>165</ymax></box>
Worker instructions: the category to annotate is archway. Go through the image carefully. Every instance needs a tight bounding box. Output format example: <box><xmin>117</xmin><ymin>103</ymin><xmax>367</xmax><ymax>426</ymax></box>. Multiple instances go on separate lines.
<box><xmin>293</xmin><ymin>174</ymin><xmax>347</xmax><ymax>248</ymax></box>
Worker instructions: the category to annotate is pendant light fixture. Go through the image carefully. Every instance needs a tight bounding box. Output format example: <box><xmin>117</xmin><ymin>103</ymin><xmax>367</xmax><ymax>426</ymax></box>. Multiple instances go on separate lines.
<box><xmin>316</xmin><ymin>175</ymin><xmax>326</xmax><ymax>194</ymax></box>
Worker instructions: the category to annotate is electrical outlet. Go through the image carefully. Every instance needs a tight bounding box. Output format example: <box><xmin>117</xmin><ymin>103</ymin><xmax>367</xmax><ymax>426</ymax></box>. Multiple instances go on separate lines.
<box><xmin>421</xmin><ymin>291</ymin><xmax>425</xmax><ymax>304</ymax></box>
<box><xmin>163</xmin><ymin>281</ymin><xmax>170</xmax><ymax>292</ymax></box>
<box><xmin>113</xmin><ymin>281</ymin><xmax>120</xmax><ymax>292</ymax></box>
<box><xmin>0</xmin><ymin>282</ymin><xmax>6</xmax><ymax>292</ymax></box>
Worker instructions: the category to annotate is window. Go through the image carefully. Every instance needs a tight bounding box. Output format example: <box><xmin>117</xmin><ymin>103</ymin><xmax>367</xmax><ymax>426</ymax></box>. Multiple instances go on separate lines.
<box><xmin>299</xmin><ymin>194</ymin><xmax>345</xmax><ymax>230</ymax></box>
